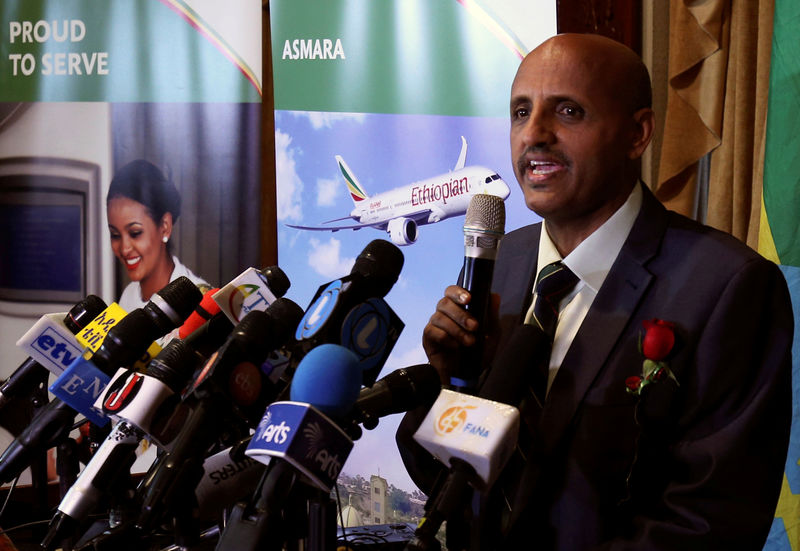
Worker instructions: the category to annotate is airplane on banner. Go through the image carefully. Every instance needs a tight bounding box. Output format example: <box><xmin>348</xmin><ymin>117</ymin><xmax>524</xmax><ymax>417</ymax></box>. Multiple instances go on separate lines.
<box><xmin>285</xmin><ymin>137</ymin><xmax>511</xmax><ymax>246</ymax></box>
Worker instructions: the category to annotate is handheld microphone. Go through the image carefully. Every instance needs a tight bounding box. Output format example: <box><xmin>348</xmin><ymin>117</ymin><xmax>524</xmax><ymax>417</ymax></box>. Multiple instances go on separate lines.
<box><xmin>0</xmin><ymin>295</ymin><xmax>107</xmax><ymax>412</ymax></box>
<box><xmin>405</xmin><ymin>324</ymin><xmax>548</xmax><ymax>551</ymax></box>
<box><xmin>0</xmin><ymin>277</ymin><xmax>202</xmax><ymax>484</ymax></box>
<box><xmin>453</xmin><ymin>193</ymin><xmax>505</xmax><ymax>389</ymax></box>
<box><xmin>135</xmin><ymin>298</ymin><xmax>303</xmax><ymax>533</ymax></box>
<box><xmin>293</xmin><ymin>239</ymin><xmax>405</xmax><ymax>386</ymax></box>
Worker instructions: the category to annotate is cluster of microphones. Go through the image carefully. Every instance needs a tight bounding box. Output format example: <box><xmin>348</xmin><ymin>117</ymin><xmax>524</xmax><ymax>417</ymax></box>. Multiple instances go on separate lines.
<box><xmin>0</xmin><ymin>193</ymin><xmax>539</xmax><ymax>551</ymax></box>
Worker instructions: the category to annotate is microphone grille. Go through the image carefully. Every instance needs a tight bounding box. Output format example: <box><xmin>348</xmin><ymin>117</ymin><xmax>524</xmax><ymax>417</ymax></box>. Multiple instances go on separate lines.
<box><xmin>464</xmin><ymin>194</ymin><xmax>505</xmax><ymax>237</ymax></box>
<box><xmin>464</xmin><ymin>194</ymin><xmax>505</xmax><ymax>252</ymax></box>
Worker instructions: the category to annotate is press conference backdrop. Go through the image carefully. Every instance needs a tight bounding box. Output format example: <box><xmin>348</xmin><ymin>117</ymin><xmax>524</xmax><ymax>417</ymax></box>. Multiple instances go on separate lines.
<box><xmin>0</xmin><ymin>0</ymin><xmax>262</xmax><ymax>490</ymax></box>
<box><xmin>271</xmin><ymin>0</ymin><xmax>556</xmax><ymax>524</ymax></box>
<box><xmin>0</xmin><ymin>1</ymin><xmax>262</xmax><ymax>376</ymax></box>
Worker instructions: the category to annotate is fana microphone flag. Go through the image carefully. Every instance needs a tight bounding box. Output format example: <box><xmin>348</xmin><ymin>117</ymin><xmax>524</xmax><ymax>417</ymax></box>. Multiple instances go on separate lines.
<box><xmin>761</xmin><ymin>1</ymin><xmax>800</xmax><ymax>549</ymax></box>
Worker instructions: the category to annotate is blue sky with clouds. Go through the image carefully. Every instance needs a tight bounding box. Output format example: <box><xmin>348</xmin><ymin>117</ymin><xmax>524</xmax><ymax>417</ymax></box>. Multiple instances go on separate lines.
<box><xmin>274</xmin><ymin>109</ymin><xmax>540</xmax><ymax>492</ymax></box>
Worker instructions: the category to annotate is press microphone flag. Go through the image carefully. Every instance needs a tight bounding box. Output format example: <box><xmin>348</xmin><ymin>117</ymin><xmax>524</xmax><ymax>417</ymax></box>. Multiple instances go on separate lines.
<box><xmin>15</xmin><ymin>312</ymin><xmax>93</xmax><ymax>377</ymax></box>
<box><xmin>293</xmin><ymin>239</ymin><xmax>405</xmax><ymax>386</ymax></box>
<box><xmin>412</xmin><ymin>389</ymin><xmax>518</xmax><ymax>490</ymax></box>
<box><xmin>213</xmin><ymin>265</ymin><xmax>291</xmax><ymax>324</ymax></box>
<box><xmin>245</xmin><ymin>401</ymin><xmax>353</xmax><ymax>492</ymax></box>
<box><xmin>0</xmin><ymin>295</ymin><xmax>106</xmax><ymax>412</ymax></box>
<box><xmin>246</xmin><ymin>343</ymin><xmax>361</xmax><ymax>491</ymax></box>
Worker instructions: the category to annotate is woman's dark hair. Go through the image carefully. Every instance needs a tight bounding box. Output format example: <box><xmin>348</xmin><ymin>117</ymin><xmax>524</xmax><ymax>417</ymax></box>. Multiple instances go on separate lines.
<box><xmin>106</xmin><ymin>159</ymin><xmax>181</xmax><ymax>224</ymax></box>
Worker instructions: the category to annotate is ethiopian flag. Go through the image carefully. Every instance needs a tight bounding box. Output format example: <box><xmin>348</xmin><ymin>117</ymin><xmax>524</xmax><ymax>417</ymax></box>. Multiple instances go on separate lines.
<box><xmin>761</xmin><ymin>1</ymin><xmax>800</xmax><ymax>549</ymax></box>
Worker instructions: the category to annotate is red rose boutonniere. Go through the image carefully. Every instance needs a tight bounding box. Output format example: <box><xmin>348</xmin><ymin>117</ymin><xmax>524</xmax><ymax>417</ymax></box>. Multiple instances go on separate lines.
<box><xmin>625</xmin><ymin>319</ymin><xmax>679</xmax><ymax>396</ymax></box>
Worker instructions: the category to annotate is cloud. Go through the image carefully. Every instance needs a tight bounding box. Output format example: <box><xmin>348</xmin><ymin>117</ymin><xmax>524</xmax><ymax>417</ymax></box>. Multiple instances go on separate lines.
<box><xmin>383</xmin><ymin>343</ymin><xmax>427</xmax><ymax>372</ymax></box>
<box><xmin>307</xmin><ymin>237</ymin><xmax>356</xmax><ymax>278</ymax></box>
<box><xmin>274</xmin><ymin>129</ymin><xmax>303</xmax><ymax>222</ymax></box>
<box><xmin>316</xmin><ymin>177</ymin><xmax>339</xmax><ymax>207</ymax></box>
<box><xmin>291</xmin><ymin>110</ymin><xmax>366</xmax><ymax>130</ymax></box>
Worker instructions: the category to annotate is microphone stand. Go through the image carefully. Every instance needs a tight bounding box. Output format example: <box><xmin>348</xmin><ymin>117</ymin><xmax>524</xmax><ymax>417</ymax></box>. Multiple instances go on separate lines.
<box><xmin>28</xmin><ymin>374</ymin><xmax>52</xmax><ymax>522</ymax></box>
<box><xmin>215</xmin><ymin>458</ymin><xmax>338</xmax><ymax>551</ymax></box>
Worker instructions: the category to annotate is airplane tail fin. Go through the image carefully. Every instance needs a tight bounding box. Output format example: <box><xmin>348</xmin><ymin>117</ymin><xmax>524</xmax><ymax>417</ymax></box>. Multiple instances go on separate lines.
<box><xmin>454</xmin><ymin>136</ymin><xmax>467</xmax><ymax>171</ymax></box>
<box><xmin>336</xmin><ymin>155</ymin><xmax>369</xmax><ymax>205</ymax></box>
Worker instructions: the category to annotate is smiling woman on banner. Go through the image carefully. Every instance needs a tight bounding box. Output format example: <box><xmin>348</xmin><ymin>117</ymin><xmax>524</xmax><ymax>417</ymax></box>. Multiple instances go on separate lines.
<box><xmin>106</xmin><ymin>159</ymin><xmax>210</xmax><ymax>313</ymax></box>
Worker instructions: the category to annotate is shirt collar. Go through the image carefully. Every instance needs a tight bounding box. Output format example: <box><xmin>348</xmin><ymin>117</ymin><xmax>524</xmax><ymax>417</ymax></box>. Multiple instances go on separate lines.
<box><xmin>536</xmin><ymin>183</ymin><xmax>643</xmax><ymax>293</ymax></box>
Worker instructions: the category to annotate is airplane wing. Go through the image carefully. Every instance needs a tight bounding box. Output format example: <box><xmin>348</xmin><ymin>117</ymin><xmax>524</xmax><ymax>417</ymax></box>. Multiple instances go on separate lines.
<box><xmin>285</xmin><ymin>221</ymin><xmax>383</xmax><ymax>232</ymax></box>
<box><xmin>285</xmin><ymin>209</ymin><xmax>433</xmax><ymax>232</ymax></box>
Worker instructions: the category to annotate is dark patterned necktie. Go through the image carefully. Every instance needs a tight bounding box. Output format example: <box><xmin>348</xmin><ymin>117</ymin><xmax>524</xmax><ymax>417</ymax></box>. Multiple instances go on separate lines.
<box><xmin>531</xmin><ymin>261</ymin><xmax>579</xmax><ymax>341</ymax></box>
<box><xmin>491</xmin><ymin>262</ymin><xmax>581</xmax><ymax>538</ymax></box>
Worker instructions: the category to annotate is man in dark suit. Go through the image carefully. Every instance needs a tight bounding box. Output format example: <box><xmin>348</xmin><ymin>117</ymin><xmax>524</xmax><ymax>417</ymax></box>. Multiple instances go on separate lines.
<box><xmin>398</xmin><ymin>33</ymin><xmax>793</xmax><ymax>550</ymax></box>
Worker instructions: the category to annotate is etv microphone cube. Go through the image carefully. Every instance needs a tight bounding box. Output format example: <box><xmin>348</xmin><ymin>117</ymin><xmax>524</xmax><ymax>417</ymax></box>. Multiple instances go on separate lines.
<box><xmin>213</xmin><ymin>267</ymin><xmax>280</xmax><ymax>324</ymax></box>
<box><xmin>16</xmin><ymin>312</ymin><xmax>84</xmax><ymax>376</ymax></box>
<box><xmin>245</xmin><ymin>401</ymin><xmax>353</xmax><ymax>492</ymax></box>
<box><xmin>413</xmin><ymin>389</ymin><xmax>520</xmax><ymax>490</ymax></box>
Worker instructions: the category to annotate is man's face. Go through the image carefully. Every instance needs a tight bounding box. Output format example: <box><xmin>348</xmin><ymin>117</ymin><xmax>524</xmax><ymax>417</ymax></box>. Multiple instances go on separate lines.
<box><xmin>509</xmin><ymin>38</ymin><xmax>644</xmax><ymax>231</ymax></box>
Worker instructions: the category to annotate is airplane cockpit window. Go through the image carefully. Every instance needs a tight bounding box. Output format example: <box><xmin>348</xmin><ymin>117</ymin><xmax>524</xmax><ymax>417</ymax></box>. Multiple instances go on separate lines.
<box><xmin>485</xmin><ymin>174</ymin><xmax>501</xmax><ymax>183</ymax></box>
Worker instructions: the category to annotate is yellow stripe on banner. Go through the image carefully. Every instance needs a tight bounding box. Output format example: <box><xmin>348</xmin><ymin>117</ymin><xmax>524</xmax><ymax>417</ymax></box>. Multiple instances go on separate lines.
<box><xmin>775</xmin><ymin>472</ymin><xmax>800</xmax><ymax>551</ymax></box>
<box><xmin>759</xmin><ymin>193</ymin><xmax>781</xmax><ymax>264</ymax></box>
<box><xmin>158</xmin><ymin>0</ymin><xmax>262</xmax><ymax>96</ymax></box>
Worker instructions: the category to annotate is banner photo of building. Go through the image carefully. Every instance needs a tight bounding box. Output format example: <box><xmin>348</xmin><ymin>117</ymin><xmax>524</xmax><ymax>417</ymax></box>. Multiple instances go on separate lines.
<box><xmin>0</xmin><ymin>0</ymin><xmax>262</xmax><ymax>481</ymax></box>
<box><xmin>271</xmin><ymin>0</ymin><xmax>556</xmax><ymax>525</ymax></box>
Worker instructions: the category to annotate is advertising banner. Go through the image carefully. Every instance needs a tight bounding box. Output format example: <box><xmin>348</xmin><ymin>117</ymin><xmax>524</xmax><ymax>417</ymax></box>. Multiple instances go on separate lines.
<box><xmin>271</xmin><ymin>0</ymin><xmax>556</xmax><ymax>525</ymax></box>
<box><xmin>0</xmin><ymin>0</ymin><xmax>262</xmax><ymax>483</ymax></box>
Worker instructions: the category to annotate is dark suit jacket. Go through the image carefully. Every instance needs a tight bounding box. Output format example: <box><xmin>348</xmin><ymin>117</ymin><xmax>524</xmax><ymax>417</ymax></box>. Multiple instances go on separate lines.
<box><xmin>398</xmin><ymin>184</ymin><xmax>793</xmax><ymax>550</ymax></box>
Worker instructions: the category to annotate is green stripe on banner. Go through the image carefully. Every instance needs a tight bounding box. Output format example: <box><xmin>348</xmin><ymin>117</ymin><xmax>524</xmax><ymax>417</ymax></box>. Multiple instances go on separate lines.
<box><xmin>763</xmin><ymin>0</ymin><xmax>800</xmax><ymax>267</ymax></box>
<box><xmin>270</xmin><ymin>0</ymin><xmax>524</xmax><ymax>116</ymax></box>
<box><xmin>0</xmin><ymin>0</ymin><xmax>260</xmax><ymax>102</ymax></box>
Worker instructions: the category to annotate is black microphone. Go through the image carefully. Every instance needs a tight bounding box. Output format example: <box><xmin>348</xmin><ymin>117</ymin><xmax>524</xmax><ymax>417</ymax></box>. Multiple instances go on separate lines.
<box><xmin>453</xmin><ymin>193</ymin><xmax>506</xmax><ymax>390</ymax></box>
<box><xmin>292</xmin><ymin>239</ymin><xmax>405</xmax><ymax>386</ymax></box>
<box><xmin>0</xmin><ymin>277</ymin><xmax>202</xmax><ymax>484</ymax></box>
<box><xmin>134</xmin><ymin>298</ymin><xmax>304</xmax><ymax>535</ymax></box>
<box><xmin>0</xmin><ymin>295</ymin><xmax>107</xmax><ymax>413</ymax></box>
<box><xmin>405</xmin><ymin>324</ymin><xmax>548</xmax><ymax>551</ymax></box>
<box><xmin>352</xmin><ymin>363</ymin><xmax>441</xmax><ymax>431</ymax></box>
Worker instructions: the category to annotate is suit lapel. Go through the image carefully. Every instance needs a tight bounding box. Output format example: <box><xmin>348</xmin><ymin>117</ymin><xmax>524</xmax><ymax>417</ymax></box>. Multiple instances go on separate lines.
<box><xmin>539</xmin><ymin>185</ymin><xmax>669</xmax><ymax>454</ymax></box>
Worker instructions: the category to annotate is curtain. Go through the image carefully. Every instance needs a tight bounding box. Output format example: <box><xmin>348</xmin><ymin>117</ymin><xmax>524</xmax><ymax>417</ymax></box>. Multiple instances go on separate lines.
<box><xmin>655</xmin><ymin>0</ymin><xmax>773</xmax><ymax>250</ymax></box>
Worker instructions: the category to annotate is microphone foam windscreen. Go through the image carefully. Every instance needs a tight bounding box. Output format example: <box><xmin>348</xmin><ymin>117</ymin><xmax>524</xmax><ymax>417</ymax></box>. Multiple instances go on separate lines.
<box><xmin>351</xmin><ymin>239</ymin><xmax>405</xmax><ymax>296</ymax></box>
<box><xmin>65</xmin><ymin>295</ymin><xmax>108</xmax><ymax>333</ymax></box>
<box><xmin>178</xmin><ymin>288</ymin><xmax>221</xmax><ymax>339</ymax></box>
<box><xmin>290</xmin><ymin>344</ymin><xmax>362</xmax><ymax>418</ymax></box>
<box><xmin>154</xmin><ymin>276</ymin><xmax>204</xmax><ymax>324</ymax></box>
<box><xmin>258</xmin><ymin>265</ymin><xmax>291</xmax><ymax>298</ymax></box>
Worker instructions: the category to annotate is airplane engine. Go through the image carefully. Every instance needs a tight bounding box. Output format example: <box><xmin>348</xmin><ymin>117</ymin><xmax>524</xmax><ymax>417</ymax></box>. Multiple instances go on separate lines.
<box><xmin>387</xmin><ymin>217</ymin><xmax>418</xmax><ymax>246</ymax></box>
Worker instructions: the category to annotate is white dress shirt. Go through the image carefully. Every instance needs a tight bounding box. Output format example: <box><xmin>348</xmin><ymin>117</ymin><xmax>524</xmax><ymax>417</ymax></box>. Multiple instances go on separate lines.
<box><xmin>524</xmin><ymin>183</ymin><xmax>643</xmax><ymax>394</ymax></box>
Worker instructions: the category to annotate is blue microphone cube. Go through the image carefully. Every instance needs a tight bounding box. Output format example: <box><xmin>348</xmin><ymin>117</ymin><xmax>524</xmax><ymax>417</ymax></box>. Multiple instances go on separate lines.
<box><xmin>246</xmin><ymin>401</ymin><xmax>353</xmax><ymax>491</ymax></box>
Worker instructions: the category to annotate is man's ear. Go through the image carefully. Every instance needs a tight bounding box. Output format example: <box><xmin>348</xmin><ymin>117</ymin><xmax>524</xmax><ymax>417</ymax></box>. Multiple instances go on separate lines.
<box><xmin>628</xmin><ymin>107</ymin><xmax>655</xmax><ymax>160</ymax></box>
